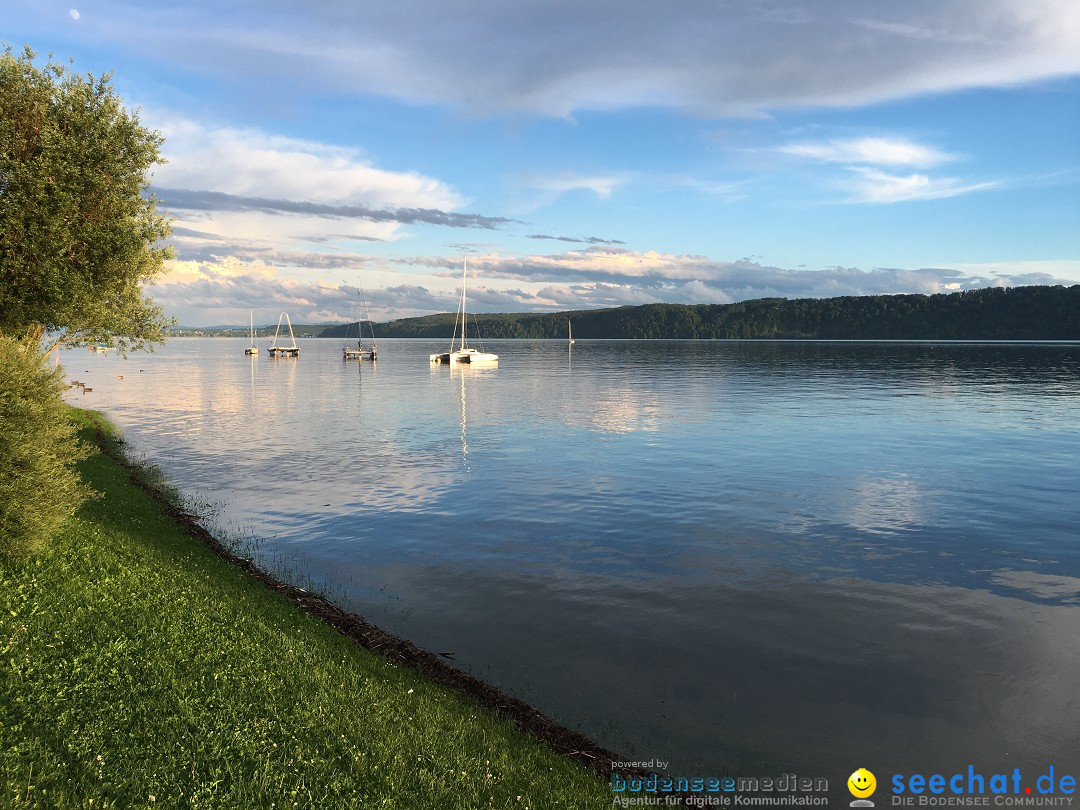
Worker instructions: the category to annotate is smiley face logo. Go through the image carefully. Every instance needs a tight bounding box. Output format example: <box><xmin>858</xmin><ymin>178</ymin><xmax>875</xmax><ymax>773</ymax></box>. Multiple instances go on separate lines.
<box><xmin>848</xmin><ymin>768</ymin><xmax>877</xmax><ymax>798</ymax></box>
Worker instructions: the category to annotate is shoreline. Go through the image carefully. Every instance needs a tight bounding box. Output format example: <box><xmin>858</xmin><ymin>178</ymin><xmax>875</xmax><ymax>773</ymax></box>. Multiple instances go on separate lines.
<box><xmin>84</xmin><ymin>409</ymin><xmax>657</xmax><ymax>788</ymax></box>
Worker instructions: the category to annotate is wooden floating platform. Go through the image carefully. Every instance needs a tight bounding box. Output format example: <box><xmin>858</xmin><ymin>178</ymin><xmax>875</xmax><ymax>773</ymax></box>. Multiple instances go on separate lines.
<box><xmin>267</xmin><ymin>346</ymin><xmax>300</xmax><ymax>357</ymax></box>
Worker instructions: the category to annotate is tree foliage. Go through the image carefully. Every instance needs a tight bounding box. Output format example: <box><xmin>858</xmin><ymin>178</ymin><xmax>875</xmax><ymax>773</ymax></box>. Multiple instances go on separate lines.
<box><xmin>0</xmin><ymin>335</ymin><xmax>93</xmax><ymax>563</ymax></box>
<box><xmin>0</xmin><ymin>46</ymin><xmax>174</xmax><ymax>352</ymax></box>
<box><xmin>321</xmin><ymin>285</ymin><xmax>1080</xmax><ymax>341</ymax></box>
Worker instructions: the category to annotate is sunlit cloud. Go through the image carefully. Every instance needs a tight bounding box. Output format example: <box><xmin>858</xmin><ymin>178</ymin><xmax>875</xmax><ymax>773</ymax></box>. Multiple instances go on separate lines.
<box><xmin>159</xmin><ymin>258</ymin><xmax>278</xmax><ymax>286</ymax></box>
<box><xmin>151</xmin><ymin>248</ymin><xmax>1079</xmax><ymax>326</ymax></box>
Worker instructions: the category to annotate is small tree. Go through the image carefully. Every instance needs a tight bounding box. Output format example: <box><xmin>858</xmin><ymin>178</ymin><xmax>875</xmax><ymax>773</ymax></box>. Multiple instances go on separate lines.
<box><xmin>0</xmin><ymin>46</ymin><xmax>174</xmax><ymax>353</ymax></box>
<box><xmin>0</xmin><ymin>334</ymin><xmax>92</xmax><ymax>562</ymax></box>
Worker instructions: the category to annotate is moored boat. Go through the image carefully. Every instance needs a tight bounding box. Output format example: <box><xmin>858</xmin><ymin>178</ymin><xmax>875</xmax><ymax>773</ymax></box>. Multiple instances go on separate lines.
<box><xmin>267</xmin><ymin>312</ymin><xmax>300</xmax><ymax>357</ymax></box>
<box><xmin>245</xmin><ymin>311</ymin><xmax>259</xmax><ymax>355</ymax></box>
<box><xmin>431</xmin><ymin>258</ymin><xmax>498</xmax><ymax>365</ymax></box>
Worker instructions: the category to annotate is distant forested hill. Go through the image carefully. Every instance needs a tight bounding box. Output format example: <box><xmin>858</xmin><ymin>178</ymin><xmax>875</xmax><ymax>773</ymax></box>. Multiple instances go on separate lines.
<box><xmin>318</xmin><ymin>285</ymin><xmax>1080</xmax><ymax>341</ymax></box>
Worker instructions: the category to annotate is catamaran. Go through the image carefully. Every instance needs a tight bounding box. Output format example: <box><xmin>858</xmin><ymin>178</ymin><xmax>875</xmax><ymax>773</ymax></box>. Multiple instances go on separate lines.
<box><xmin>430</xmin><ymin>259</ymin><xmax>498</xmax><ymax>365</ymax></box>
<box><xmin>267</xmin><ymin>312</ymin><xmax>300</xmax><ymax>357</ymax></box>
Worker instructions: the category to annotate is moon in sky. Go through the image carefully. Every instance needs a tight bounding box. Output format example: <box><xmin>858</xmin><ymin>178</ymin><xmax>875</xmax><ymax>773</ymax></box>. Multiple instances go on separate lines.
<box><xmin>69</xmin><ymin>9</ymin><xmax>80</xmax><ymax>20</ymax></box>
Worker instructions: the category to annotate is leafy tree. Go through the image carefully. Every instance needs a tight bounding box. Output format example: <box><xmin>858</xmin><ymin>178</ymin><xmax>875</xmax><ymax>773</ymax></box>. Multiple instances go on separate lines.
<box><xmin>0</xmin><ymin>46</ymin><xmax>174</xmax><ymax>353</ymax></box>
<box><xmin>0</xmin><ymin>334</ymin><xmax>93</xmax><ymax>562</ymax></box>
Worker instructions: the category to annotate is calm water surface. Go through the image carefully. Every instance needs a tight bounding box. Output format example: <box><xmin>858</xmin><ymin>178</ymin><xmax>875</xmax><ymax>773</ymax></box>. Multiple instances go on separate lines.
<box><xmin>66</xmin><ymin>338</ymin><xmax>1080</xmax><ymax>782</ymax></box>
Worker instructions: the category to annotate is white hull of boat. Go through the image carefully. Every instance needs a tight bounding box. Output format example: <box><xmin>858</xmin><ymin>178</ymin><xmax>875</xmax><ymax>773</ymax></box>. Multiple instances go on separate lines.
<box><xmin>245</xmin><ymin>311</ymin><xmax>259</xmax><ymax>355</ymax></box>
<box><xmin>430</xmin><ymin>348</ymin><xmax>498</xmax><ymax>365</ymax></box>
<box><xmin>432</xmin><ymin>258</ymin><xmax>498</xmax><ymax>366</ymax></box>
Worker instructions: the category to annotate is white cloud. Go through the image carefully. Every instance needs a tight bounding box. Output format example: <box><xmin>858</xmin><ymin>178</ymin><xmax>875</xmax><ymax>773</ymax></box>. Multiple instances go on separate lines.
<box><xmin>153</xmin><ymin>119</ymin><xmax>462</xmax><ymax>210</ymax></box>
<box><xmin>851</xmin><ymin>18</ymin><xmax>993</xmax><ymax>46</ymax></box>
<box><xmin>844</xmin><ymin>168</ymin><xmax>1001</xmax><ymax>203</ymax></box>
<box><xmin>522</xmin><ymin>172</ymin><xmax>627</xmax><ymax>202</ymax></box>
<box><xmin>510</xmin><ymin>172</ymin><xmax>629</xmax><ymax>214</ymax></box>
<box><xmin>942</xmin><ymin>260</ymin><xmax>1080</xmax><ymax>284</ymax></box>
<box><xmin>143</xmin><ymin>116</ymin><xmax>479</xmax><ymax>260</ymax></box>
<box><xmin>676</xmin><ymin>280</ymin><xmax>736</xmax><ymax>305</ymax></box>
<box><xmin>37</xmin><ymin>0</ymin><xmax>1080</xmax><ymax>117</ymax></box>
<box><xmin>779</xmin><ymin>137</ymin><xmax>956</xmax><ymax>169</ymax></box>
<box><xmin>776</xmin><ymin>135</ymin><xmax>998</xmax><ymax>203</ymax></box>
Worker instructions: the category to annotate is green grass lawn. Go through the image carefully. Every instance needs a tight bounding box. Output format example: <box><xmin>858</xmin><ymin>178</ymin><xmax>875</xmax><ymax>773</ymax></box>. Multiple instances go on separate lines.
<box><xmin>1</xmin><ymin>411</ymin><xmax>613</xmax><ymax>809</ymax></box>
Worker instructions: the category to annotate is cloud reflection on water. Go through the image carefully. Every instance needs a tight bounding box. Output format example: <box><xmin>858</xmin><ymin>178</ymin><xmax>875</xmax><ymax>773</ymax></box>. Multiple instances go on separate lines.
<box><xmin>62</xmin><ymin>337</ymin><xmax>1080</xmax><ymax>786</ymax></box>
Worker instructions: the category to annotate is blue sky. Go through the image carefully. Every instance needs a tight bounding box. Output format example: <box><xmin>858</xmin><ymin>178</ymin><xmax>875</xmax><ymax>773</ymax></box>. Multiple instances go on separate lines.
<box><xmin>6</xmin><ymin>0</ymin><xmax>1080</xmax><ymax>325</ymax></box>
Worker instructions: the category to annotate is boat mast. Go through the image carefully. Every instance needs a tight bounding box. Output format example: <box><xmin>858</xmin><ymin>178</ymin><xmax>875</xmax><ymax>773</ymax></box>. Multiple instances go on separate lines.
<box><xmin>285</xmin><ymin>313</ymin><xmax>297</xmax><ymax>348</ymax></box>
<box><xmin>358</xmin><ymin>278</ymin><xmax>377</xmax><ymax>351</ymax></box>
<box><xmin>459</xmin><ymin>258</ymin><xmax>468</xmax><ymax>352</ymax></box>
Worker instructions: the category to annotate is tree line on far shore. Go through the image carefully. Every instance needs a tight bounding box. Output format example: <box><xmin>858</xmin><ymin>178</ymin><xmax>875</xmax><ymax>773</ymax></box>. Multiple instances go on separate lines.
<box><xmin>318</xmin><ymin>285</ymin><xmax>1080</xmax><ymax>341</ymax></box>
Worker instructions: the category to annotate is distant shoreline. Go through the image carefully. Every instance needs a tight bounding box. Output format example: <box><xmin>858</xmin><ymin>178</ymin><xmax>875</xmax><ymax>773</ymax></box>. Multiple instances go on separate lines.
<box><xmin>164</xmin><ymin>335</ymin><xmax>1080</xmax><ymax>343</ymax></box>
<box><xmin>166</xmin><ymin>284</ymin><xmax>1080</xmax><ymax>342</ymax></box>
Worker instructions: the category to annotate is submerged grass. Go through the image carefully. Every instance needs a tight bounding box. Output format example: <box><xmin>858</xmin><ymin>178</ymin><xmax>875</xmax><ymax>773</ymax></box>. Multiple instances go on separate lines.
<box><xmin>0</xmin><ymin>410</ymin><xmax>612</xmax><ymax>808</ymax></box>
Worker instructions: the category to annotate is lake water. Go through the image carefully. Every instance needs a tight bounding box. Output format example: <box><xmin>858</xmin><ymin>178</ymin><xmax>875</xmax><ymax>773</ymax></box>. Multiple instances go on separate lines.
<box><xmin>65</xmin><ymin>338</ymin><xmax>1080</xmax><ymax>787</ymax></box>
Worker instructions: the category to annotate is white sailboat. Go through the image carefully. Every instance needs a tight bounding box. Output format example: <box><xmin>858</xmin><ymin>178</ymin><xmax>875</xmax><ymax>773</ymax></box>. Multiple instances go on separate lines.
<box><xmin>568</xmin><ymin>318</ymin><xmax>575</xmax><ymax>346</ymax></box>
<box><xmin>430</xmin><ymin>259</ymin><xmax>498</xmax><ymax>365</ymax></box>
<box><xmin>343</xmin><ymin>280</ymin><xmax>378</xmax><ymax>361</ymax></box>
<box><xmin>245</xmin><ymin>311</ymin><xmax>259</xmax><ymax>355</ymax></box>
